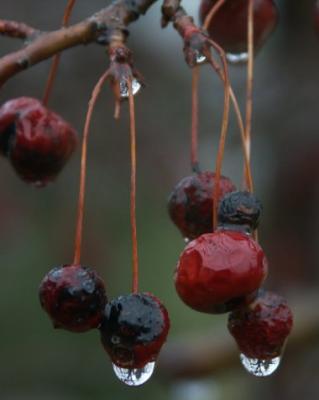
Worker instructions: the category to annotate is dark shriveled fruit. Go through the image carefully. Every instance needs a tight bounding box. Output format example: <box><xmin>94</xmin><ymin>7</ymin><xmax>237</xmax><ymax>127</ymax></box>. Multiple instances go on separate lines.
<box><xmin>168</xmin><ymin>171</ymin><xmax>236</xmax><ymax>240</ymax></box>
<box><xmin>218</xmin><ymin>190</ymin><xmax>262</xmax><ymax>233</ymax></box>
<box><xmin>175</xmin><ymin>231</ymin><xmax>268</xmax><ymax>313</ymax></box>
<box><xmin>39</xmin><ymin>264</ymin><xmax>107</xmax><ymax>332</ymax></box>
<box><xmin>100</xmin><ymin>293</ymin><xmax>170</xmax><ymax>369</ymax></box>
<box><xmin>228</xmin><ymin>290</ymin><xmax>293</xmax><ymax>359</ymax></box>
<box><xmin>0</xmin><ymin>97</ymin><xmax>77</xmax><ymax>186</ymax></box>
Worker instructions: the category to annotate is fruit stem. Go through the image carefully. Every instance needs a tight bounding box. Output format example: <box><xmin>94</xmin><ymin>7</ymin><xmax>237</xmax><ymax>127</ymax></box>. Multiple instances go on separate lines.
<box><xmin>245</xmin><ymin>0</ymin><xmax>254</xmax><ymax>175</ymax></box>
<box><xmin>43</xmin><ymin>0</ymin><xmax>77</xmax><ymax>106</ymax></box>
<box><xmin>205</xmin><ymin>40</ymin><xmax>230</xmax><ymax>230</ymax></box>
<box><xmin>191</xmin><ymin>65</ymin><xmax>200</xmax><ymax>173</ymax></box>
<box><xmin>128</xmin><ymin>80</ymin><xmax>139</xmax><ymax>294</ymax></box>
<box><xmin>203</xmin><ymin>0</ymin><xmax>227</xmax><ymax>31</ymax></box>
<box><xmin>73</xmin><ymin>69</ymin><xmax>110</xmax><ymax>266</ymax></box>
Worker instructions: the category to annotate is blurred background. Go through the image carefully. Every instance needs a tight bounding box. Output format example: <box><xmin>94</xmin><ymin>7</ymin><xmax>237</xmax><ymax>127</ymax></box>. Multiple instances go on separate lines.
<box><xmin>1</xmin><ymin>0</ymin><xmax>319</xmax><ymax>399</ymax></box>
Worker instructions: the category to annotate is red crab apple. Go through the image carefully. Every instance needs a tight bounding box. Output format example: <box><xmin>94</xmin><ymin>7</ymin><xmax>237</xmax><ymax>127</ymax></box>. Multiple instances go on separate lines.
<box><xmin>39</xmin><ymin>264</ymin><xmax>107</xmax><ymax>332</ymax></box>
<box><xmin>175</xmin><ymin>230</ymin><xmax>268</xmax><ymax>313</ymax></box>
<box><xmin>168</xmin><ymin>171</ymin><xmax>236</xmax><ymax>240</ymax></box>
<box><xmin>0</xmin><ymin>97</ymin><xmax>77</xmax><ymax>186</ymax></box>
<box><xmin>228</xmin><ymin>290</ymin><xmax>293</xmax><ymax>376</ymax></box>
<box><xmin>199</xmin><ymin>0</ymin><xmax>278</xmax><ymax>60</ymax></box>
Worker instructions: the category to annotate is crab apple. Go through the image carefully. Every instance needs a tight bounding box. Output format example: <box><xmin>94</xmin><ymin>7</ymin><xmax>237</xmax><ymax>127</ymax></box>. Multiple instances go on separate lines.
<box><xmin>0</xmin><ymin>97</ymin><xmax>77</xmax><ymax>186</ymax></box>
<box><xmin>168</xmin><ymin>171</ymin><xmax>236</xmax><ymax>241</ymax></box>
<box><xmin>228</xmin><ymin>290</ymin><xmax>293</xmax><ymax>360</ymax></box>
<box><xmin>99</xmin><ymin>293</ymin><xmax>170</xmax><ymax>369</ymax></box>
<box><xmin>39</xmin><ymin>264</ymin><xmax>107</xmax><ymax>332</ymax></box>
<box><xmin>175</xmin><ymin>231</ymin><xmax>268</xmax><ymax>313</ymax></box>
<box><xmin>218</xmin><ymin>190</ymin><xmax>262</xmax><ymax>233</ymax></box>
<box><xmin>199</xmin><ymin>0</ymin><xmax>278</xmax><ymax>58</ymax></box>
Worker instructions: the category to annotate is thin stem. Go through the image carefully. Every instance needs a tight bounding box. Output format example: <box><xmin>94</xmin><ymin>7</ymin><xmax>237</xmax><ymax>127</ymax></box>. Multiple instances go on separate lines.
<box><xmin>128</xmin><ymin>80</ymin><xmax>139</xmax><ymax>294</ymax></box>
<box><xmin>191</xmin><ymin>65</ymin><xmax>200</xmax><ymax>172</ymax></box>
<box><xmin>245</xmin><ymin>0</ymin><xmax>254</xmax><ymax>167</ymax></box>
<box><xmin>73</xmin><ymin>69</ymin><xmax>110</xmax><ymax>266</ymax></box>
<box><xmin>203</xmin><ymin>0</ymin><xmax>227</xmax><ymax>30</ymax></box>
<box><xmin>43</xmin><ymin>0</ymin><xmax>77</xmax><ymax>106</ymax></box>
<box><xmin>207</xmin><ymin>50</ymin><xmax>254</xmax><ymax>192</ymax></box>
<box><xmin>205</xmin><ymin>40</ymin><xmax>230</xmax><ymax>230</ymax></box>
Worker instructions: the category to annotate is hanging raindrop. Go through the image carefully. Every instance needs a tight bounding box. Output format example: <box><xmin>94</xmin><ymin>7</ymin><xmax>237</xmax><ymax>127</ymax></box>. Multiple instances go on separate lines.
<box><xmin>195</xmin><ymin>52</ymin><xmax>207</xmax><ymax>64</ymax></box>
<box><xmin>112</xmin><ymin>361</ymin><xmax>156</xmax><ymax>386</ymax></box>
<box><xmin>120</xmin><ymin>79</ymin><xmax>142</xmax><ymax>98</ymax></box>
<box><xmin>240</xmin><ymin>354</ymin><xmax>281</xmax><ymax>377</ymax></box>
<box><xmin>226</xmin><ymin>52</ymin><xmax>248</xmax><ymax>64</ymax></box>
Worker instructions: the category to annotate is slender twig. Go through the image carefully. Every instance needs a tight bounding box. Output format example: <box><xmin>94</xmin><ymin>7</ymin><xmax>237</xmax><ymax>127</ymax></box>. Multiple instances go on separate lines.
<box><xmin>0</xmin><ymin>0</ymin><xmax>157</xmax><ymax>87</ymax></box>
<box><xmin>43</xmin><ymin>0</ymin><xmax>77</xmax><ymax>106</ymax></box>
<box><xmin>73</xmin><ymin>69</ymin><xmax>110</xmax><ymax>265</ymax></box>
<box><xmin>0</xmin><ymin>19</ymin><xmax>37</xmax><ymax>39</ymax></box>
<box><xmin>128</xmin><ymin>80</ymin><xmax>139</xmax><ymax>294</ymax></box>
<box><xmin>191</xmin><ymin>65</ymin><xmax>200</xmax><ymax>172</ymax></box>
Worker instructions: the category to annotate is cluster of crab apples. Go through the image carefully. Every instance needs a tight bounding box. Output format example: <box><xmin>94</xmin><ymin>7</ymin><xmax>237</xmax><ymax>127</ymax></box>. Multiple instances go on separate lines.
<box><xmin>169</xmin><ymin>171</ymin><xmax>293</xmax><ymax>376</ymax></box>
<box><xmin>0</xmin><ymin>0</ymin><xmax>302</xmax><ymax>386</ymax></box>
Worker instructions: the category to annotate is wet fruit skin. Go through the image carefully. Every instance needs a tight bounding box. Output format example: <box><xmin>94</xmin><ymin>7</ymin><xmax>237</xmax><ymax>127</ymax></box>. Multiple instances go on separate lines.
<box><xmin>100</xmin><ymin>293</ymin><xmax>170</xmax><ymax>369</ymax></box>
<box><xmin>199</xmin><ymin>0</ymin><xmax>278</xmax><ymax>55</ymax></box>
<box><xmin>39</xmin><ymin>264</ymin><xmax>107</xmax><ymax>332</ymax></box>
<box><xmin>228</xmin><ymin>290</ymin><xmax>293</xmax><ymax>359</ymax></box>
<box><xmin>175</xmin><ymin>231</ymin><xmax>268</xmax><ymax>314</ymax></box>
<box><xmin>168</xmin><ymin>171</ymin><xmax>236</xmax><ymax>240</ymax></box>
<box><xmin>218</xmin><ymin>190</ymin><xmax>262</xmax><ymax>233</ymax></box>
<box><xmin>0</xmin><ymin>97</ymin><xmax>77</xmax><ymax>186</ymax></box>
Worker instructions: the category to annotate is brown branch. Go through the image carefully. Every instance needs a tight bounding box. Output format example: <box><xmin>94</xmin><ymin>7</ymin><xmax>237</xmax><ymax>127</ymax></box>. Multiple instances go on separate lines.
<box><xmin>0</xmin><ymin>0</ymin><xmax>158</xmax><ymax>88</ymax></box>
<box><xmin>0</xmin><ymin>19</ymin><xmax>38</xmax><ymax>39</ymax></box>
<box><xmin>158</xmin><ymin>291</ymin><xmax>319</xmax><ymax>381</ymax></box>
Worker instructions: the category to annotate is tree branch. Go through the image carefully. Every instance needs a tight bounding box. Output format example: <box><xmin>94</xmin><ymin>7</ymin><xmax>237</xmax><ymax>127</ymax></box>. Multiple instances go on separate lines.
<box><xmin>0</xmin><ymin>19</ymin><xmax>38</xmax><ymax>39</ymax></box>
<box><xmin>0</xmin><ymin>0</ymin><xmax>158</xmax><ymax>88</ymax></box>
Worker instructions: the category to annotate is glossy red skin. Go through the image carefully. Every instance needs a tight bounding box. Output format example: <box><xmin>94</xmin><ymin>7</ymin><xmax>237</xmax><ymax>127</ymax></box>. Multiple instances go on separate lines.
<box><xmin>168</xmin><ymin>171</ymin><xmax>236</xmax><ymax>240</ymax></box>
<box><xmin>0</xmin><ymin>97</ymin><xmax>77</xmax><ymax>186</ymax></box>
<box><xmin>228</xmin><ymin>290</ymin><xmax>293</xmax><ymax>359</ymax></box>
<box><xmin>199</xmin><ymin>0</ymin><xmax>278</xmax><ymax>55</ymax></box>
<box><xmin>315</xmin><ymin>1</ymin><xmax>319</xmax><ymax>35</ymax></box>
<box><xmin>100</xmin><ymin>293</ymin><xmax>170</xmax><ymax>369</ymax></box>
<box><xmin>39</xmin><ymin>264</ymin><xmax>107</xmax><ymax>333</ymax></box>
<box><xmin>175</xmin><ymin>231</ymin><xmax>268</xmax><ymax>314</ymax></box>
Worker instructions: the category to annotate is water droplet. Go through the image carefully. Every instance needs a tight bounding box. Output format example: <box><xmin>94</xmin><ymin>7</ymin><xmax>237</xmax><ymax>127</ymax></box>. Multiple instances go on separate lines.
<box><xmin>226</xmin><ymin>52</ymin><xmax>248</xmax><ymax>64</ymax></box>
<box><xmin>112</xmin><ymin>361</ymin><xmax>155</xmax><ymax>386</ymax></box>
<box><xmin>240</xmin><ymin>354</ymin><xmax>281</xmax><ymax>377</ymax></box>
<box><xmin>120</xmin><ymin>79</ymin><xmax>142</xmax><ymax>98</ymax></box>
<box><xmin>184</xmin><ymin>238</ymin><xmax>190</xmax><ymax>244</ymax></box>
<box><xmin>33</xmin><ymin>180</ymin><xmax>47</xmax><ymax>188</ymax></box>
<box><xmin>82</xmin><ymin>279</ymin><xmax>95</xmax><ymax>293</ymax></box>
<box><xmin>195</xmin><ymin>52</ymin><xmax>206</xmax><ymax>64</ymax></box>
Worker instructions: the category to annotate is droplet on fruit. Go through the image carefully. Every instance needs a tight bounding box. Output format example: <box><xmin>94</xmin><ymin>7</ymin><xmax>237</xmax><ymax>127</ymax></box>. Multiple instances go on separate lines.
<box><xmin>239</xmin><ymin>354</ymin><xmax>281</xmax><ymax>377</ymax></box>
<box><xmin>120</xmin><ymin>79</ymin><xmax>142</xmax><ymax>98</ymax></box>
<box><xmin>112</xmin><ymin>361</ymin><xmax>155</xmax><ymax>386</ymax></box>
<box><xmin>184</xmin><ymin>237</ymin><xmax>190</xmax><ymax>244</ymax></box>
<box><xmin>226</xmin><ymin>52</ymin><xmax>248</xmax><ymax>64</ymax></box>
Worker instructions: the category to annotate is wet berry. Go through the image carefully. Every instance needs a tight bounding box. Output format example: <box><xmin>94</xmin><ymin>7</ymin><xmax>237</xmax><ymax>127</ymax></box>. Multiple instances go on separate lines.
<box><xmin>218</xmin><ymin>190</ymin><xmax>262</xmax><ymax>233</ymax></box>
<box><xmin>168</xmin><ymin>171</ymin><xmax>236</xmax><ymax>240</ymax></box>
<box><xmin>175</xmin><ymin>231</ymin><xmax>268</xmax><ymax>313</ymax></box>
<box><xmin>199</xmin><ymin>0</ymin><xmax>278</xmax><ymax>56</ymax></box>
<box><xmin>228</xmin><ymin>290</ymin><xmax>293</xmax><ymax>359</ymax></box>
<box><xmin>99</xmin><ymin>293</ymin><xmax>170</xmax><ymax>369</ymax></box>
<box><xmin>0</xmin><ymin>97</ymin><xmax>77</xmax><ymax>186</ymax></box>
<box><xmin>39</xmin><ymin>264</ymin><xmax>107</xmax><ymax>332</ymax></box>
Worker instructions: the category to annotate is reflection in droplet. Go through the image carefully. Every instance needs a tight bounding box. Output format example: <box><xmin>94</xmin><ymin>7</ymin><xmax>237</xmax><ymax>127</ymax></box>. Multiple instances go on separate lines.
<box><xmin>184</xmin><ymin>238</ymin><xmax>190</xmax><ymax>244</ymax></box>
<box><xmin>112</xmin><ymin>361</ymin><xmax>155</xmax><ymax>386</ymax></box>
<box><xmin>120</xmin><ymin>79</ymin><xmax>142</xmax><ymax>98</ymax></box>
<box><xmin>226</xmin><ymin>52</ymin><xmax>248</xmax><ymax>64</ymax></box>
<box><xmin>195</xmin><ymin>53</ymin><xmax>206</xmax><ymax>64</ymax></box>
<box><xmin>240</xmin><ymin>353</ymin><xmax>281</xmax><ymax>377</ymax></box>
